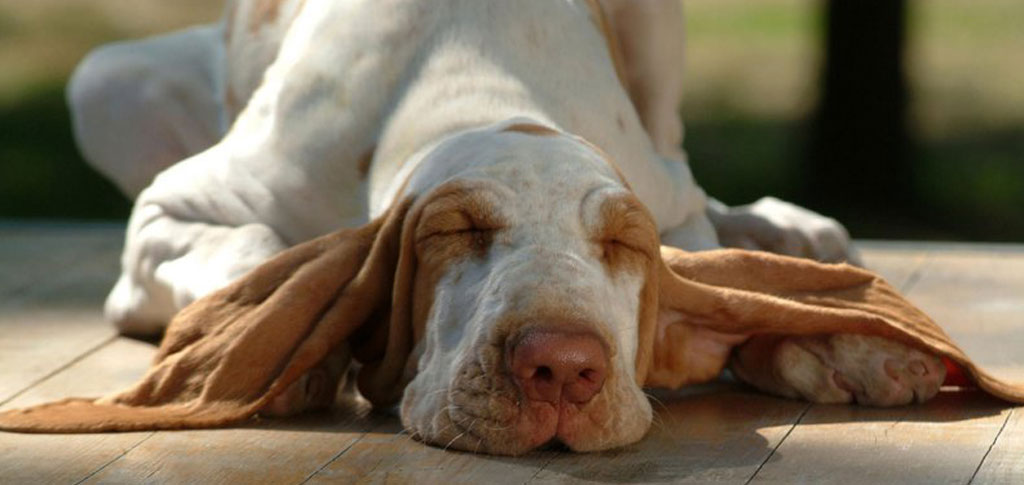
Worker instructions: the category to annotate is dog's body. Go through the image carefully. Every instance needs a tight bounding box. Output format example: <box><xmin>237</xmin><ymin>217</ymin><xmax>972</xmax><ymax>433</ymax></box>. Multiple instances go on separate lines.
<box><xmin>68</xmin><ymin>0</ymin><xmax>945</xmax><ymax>454</ymax></box>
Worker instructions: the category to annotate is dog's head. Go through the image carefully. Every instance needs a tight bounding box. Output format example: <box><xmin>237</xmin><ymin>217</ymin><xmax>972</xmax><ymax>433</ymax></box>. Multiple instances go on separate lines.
<box><xmin>384</xmin><ymin>122</ymin><xmax>662</xmax><ymax>453</ymax></box>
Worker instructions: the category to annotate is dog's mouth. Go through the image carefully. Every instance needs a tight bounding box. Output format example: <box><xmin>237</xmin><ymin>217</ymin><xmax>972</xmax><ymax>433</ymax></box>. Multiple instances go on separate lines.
<box><xmin>402</xmin><ymin>352</ymin><xmax>652</xmax><ymax>455</ymax></box>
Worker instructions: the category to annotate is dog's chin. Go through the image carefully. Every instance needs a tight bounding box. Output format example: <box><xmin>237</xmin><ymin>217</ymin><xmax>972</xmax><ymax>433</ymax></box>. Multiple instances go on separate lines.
<box><xmin>400</xmin><ymin>370</ymin><xmax>653</xmax><ymax>456</ymax></box>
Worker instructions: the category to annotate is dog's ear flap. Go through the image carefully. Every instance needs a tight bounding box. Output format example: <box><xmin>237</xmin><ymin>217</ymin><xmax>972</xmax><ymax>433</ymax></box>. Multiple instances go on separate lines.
<box><xmin>0</xmin><ymin>199</ymin><xmax>419</xmax><ymax>433</ymax></box>
<box><xmin>643</xmin><ymin>246</ymin><xmax>1024</xmax><ymax>403</ymax></box>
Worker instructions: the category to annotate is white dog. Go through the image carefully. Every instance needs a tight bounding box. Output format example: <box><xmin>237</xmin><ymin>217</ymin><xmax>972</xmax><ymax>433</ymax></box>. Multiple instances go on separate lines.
<box><xmin>67</xmin><ymin>0</ymin><xmax>943</xmax><ymax>454</ymax></box>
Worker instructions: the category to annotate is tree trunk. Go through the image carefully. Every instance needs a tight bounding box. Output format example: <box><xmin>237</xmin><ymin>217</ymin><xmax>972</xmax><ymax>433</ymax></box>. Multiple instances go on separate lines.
<box><xmin>804</xmin><ymin>0</ymin><xmax>913</xmax><ymax>214</ymax></box>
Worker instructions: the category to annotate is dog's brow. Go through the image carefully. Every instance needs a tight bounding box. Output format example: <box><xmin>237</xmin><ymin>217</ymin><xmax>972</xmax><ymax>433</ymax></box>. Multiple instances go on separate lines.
<box><xmin>416</xmin><ymin>182</ymin><xmax>506</xmax><ymax>234</ymax></box>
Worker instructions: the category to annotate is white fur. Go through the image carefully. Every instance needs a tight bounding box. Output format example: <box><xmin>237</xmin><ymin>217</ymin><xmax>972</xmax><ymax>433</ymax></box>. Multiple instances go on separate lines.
<box><xmin>69</xmin><ymin>0</ymin><xmax>891</xmax><ymax>453</ymax></box>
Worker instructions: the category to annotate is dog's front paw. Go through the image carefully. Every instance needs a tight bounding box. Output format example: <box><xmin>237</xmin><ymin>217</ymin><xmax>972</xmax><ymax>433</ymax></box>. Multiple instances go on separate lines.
<box><xmin>709</xmin><ymin>197</ymin><xmax>861</xmax><ymax>264</ymax></box>
<box><xmin>760</xmin><ymin>334</ymin><xmax>946</xmax><ymax>406</ymax></box>
<box><xmin>261</xmin><ymin>345</ymin><xmax>352</xmax><ymax>417</ymax></box>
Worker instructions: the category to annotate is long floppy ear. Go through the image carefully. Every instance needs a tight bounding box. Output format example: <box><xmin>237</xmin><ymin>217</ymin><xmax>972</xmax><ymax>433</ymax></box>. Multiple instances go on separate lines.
<box><xmin>0</xmin><ymin>199</ymin><xmax>420</xmax><ymax>433</ymax></box>
<box><xmin>645</xmin><ymin>246</ymin><xmax>1024</xmax><ymax>403</ymax></box>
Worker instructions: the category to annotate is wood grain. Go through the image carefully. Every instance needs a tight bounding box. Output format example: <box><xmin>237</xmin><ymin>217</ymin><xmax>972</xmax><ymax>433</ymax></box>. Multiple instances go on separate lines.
<box><xmin>857</xmin><ymin>244</ymin><xmax>930</xmax><ymax>291</ymax></box>
<box><xmin>0</xmin><ymin>228</ymin><xmax>122</xmax><ymax>405</ymax></box>
<box><xmin>2</xmin><ymin>233</ymin><xmax>1023</xmax><ymax>484</ymax></box>
<box><xmin>530</xmin><ymin>384</ymin><xmax>809</xmax><ymax>484</ymax></box>
<box><xmin>0</xmin><ymin>338</ymin><xmax>155</xmax><ymax>484</ymax></box>
<box><xmin>749</xmin><ymin>392</ymin><xmax>1012</xmax><ymax>484</ymax></box>
<box><xmin>748</xmin><ymin>246</ymin><xmax>1024</xmax><ymax>484</ymax></box>
<box><xmin>903</xmin><ymin>251</ymin><xmax>1024</xmax><ymax>384</ymax></box>
<box><xmin>0</xmin><ymin>225</ymin><xmax>122</xmax><ymax>301</ymax></box>
<box><xmin>84</xmin><ymin>410</ymin><xmax>377</xmax><ymax>485</ymax></box>
<box><xmin>972</xmin><ymin>408</ymin><xmax>1024</xmax><ymax>483</ymax></box>
<box><xmin>306</xmin><ymin>417</ymin><xmax>551</xmax><ymax>484</ymax></box>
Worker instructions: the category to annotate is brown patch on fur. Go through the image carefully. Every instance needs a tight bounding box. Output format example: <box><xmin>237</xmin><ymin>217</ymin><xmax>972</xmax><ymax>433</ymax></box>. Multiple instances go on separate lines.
<box><xmin>357</xmin><ymin>145</ymin><xmax>377</xmax><ymax>180</ymax></box>
<box><xmin>407</xmin><ymin>181</ymin><xmax>507</xmax><ymax>347</ymax></box>
<box><xmin>249</xmin><ymin>0</ymin><xmax>284</xmax><ymax>33</ymax></box>
<box><xmin>415</xmin><ymin>181</ymin><xmax>506</xmax><ymax>261</ymax></box>
<box><xmin>502</xmin><ymin>123</ymin><xmax>560</xmax><ymax>137</ymax></box>
<box><xmin>594</xmin><ymin>194</ymin><xmax>659</xmax><ymax>274</ymax></box>
<box><xmin>248</xmin><ymin>0</ymin><xmax>306</xmax><ymax>34</ymax></box>
<box><xmin>583</xmin><ymin>0</ymin><xmax>629</xmax><ymax>91</ymax></box>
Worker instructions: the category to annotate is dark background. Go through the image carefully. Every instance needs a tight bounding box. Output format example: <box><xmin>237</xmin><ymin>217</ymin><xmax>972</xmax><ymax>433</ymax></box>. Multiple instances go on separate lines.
<box><xmin>1</xmin><ymin>0</ymin><xmax>1022</xmax><ymax>241</ymax></box>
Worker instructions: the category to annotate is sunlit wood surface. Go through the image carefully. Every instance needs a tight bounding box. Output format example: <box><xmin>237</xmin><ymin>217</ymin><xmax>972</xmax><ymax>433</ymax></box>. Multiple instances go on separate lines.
<box><xmin>1</xmin><ymin>225</ymin><xmax>1021</xmax><ymax>484</ymax></box>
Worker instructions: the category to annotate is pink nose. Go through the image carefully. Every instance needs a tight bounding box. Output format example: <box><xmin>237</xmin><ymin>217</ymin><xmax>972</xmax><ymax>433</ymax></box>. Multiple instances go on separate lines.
<box><xmin>509</xmin><ymin>329</ymin><xmax>608</xmax><ymax>405</ymax></box>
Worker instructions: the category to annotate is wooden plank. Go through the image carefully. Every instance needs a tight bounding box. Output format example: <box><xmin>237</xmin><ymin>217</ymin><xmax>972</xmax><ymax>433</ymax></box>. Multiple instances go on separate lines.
<box><xmin>902</xmin><ymin>251</ymin><xmax>1024</xmax><ymax>384</ymax></box>
<box><xmin>911</xmin><ymin>250</ymin><xmax>1024</xmax><ymax>484</ymax></box>
<box><xmin>856</xmin><ymin>243</ymin><xmax>930</xmax><ymax>291</ymax></box>
<box><xmin>306</xmin><ymin>418</ymin><xmax>551</xmax><ymax>484</ymax></box>
<box><xmin>84</xmin><ymin>396</ymin><xmax>377</xmax><ymax>484</ymax></box>
<box><xmin>0</xmin><ymin>228</ymin><xmax>122</xmax><ymax>405</ymax></box>
<box><xmin>748</xmin><ymin>247</ymin><xmax>1024</xmax><ymax>484</ymax></box>
<box><xmin>1</xmin><ymin>236</ymin><xmax>1021</xmax><ymax>483</ymax></box>
<box><xmin>0</xmin><ymin>338</ymin><xmax>155</xmax><ymax>485</ymax></box>
<box><xmin>0</xmin><ymin>224</ymin><xmax>123</xmax><ymax>300</ymax></box>
<box><xmin>972</xmin><ymin>408</ymin><xmax>1024</xmax><ymax>483</ymax></box>
<box><xmin>529</xmin><ymin>384</ymin><xmax>809</xmax><ymax>484</ymax></box>
<box><xmin>0</xmin><ymin>309</ymin><xmax>114</xmax><ymax>404</ymax></box>
<box><xmin>749</xmin><ymin>393</ymin><xmax>1011</xmax><ymax>484</ymax></box>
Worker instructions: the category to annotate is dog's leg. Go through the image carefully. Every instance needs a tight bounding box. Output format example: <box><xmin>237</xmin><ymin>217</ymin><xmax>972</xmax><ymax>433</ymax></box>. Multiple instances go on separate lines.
<box><xmin>600</xmin><ymin>0</ymin><xmax>687</xmax><ymax>161</ymax></box>
<box><xmin>730</xmin><ymin>334</ymin><xmax>945</xmax><ymax>406</ymax></box>
<box><xmin>707</xmin><ymin>197</ymin><xmax>862</xmax><ymax>264</ymax></box>
<box><xmin>68</xmin><ymin>24</ymin><xmax>226</xmax><ymax>198</ymax></box>
<box><xmin>105</xmin><ymin>202</ymin><xmax>289</xmax><ymax>338</ymax></box>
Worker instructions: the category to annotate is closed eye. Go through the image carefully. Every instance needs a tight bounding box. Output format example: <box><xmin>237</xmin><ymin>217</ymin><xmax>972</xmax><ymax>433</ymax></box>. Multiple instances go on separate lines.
<box><xmin>417</xmin><ymin>210</ymin><xmax>500</xmax><ymax>243</ymax></box>
<box><xmin>593</xmin><ymin>196</ymin><xmax>659</xmax><ymax>268</ymax></box>
<box><xmin>599</xmin><ymin>237</ymin><xmax>652</xmax><ymax>265</ymax></box>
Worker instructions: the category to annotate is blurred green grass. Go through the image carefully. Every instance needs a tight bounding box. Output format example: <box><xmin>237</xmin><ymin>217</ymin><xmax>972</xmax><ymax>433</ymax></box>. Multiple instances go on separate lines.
<box><xmin>0</xmin><ymin>0</ymin><xmax>1021</xmax><ymax>241</ymax></box>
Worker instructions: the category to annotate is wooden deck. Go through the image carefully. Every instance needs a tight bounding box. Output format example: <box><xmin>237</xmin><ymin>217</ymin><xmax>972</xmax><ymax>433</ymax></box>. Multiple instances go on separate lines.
<box><xmin>1</xmin><ymin>224</ymin><xmax>1022</xmax><ymax>484</ymax></box>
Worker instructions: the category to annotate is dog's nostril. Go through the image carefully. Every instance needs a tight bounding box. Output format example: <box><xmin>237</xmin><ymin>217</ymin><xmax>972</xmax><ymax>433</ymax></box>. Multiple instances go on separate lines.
<box><xmin>509</xmin><ymin>327</ymin><xmax>609</xmax><ymax>405</ymax></box>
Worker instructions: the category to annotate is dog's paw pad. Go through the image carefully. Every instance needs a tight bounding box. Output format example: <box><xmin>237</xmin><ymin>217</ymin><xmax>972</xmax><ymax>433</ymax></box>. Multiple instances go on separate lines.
<box><xmin>777</xmin><ymin>334</ymin><xmax>945</xmax><ymax>407</ymax></box>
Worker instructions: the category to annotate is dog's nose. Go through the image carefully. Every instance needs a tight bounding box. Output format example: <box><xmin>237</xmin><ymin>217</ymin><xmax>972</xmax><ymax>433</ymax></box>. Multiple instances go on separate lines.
<box><xmin>509</xmin><ymin>329</ymin><xmax>608</xmax><ymax>405</ymax></box>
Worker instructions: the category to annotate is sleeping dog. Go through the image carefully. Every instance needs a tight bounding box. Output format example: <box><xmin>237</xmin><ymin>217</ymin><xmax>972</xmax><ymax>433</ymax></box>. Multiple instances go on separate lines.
<box><xmin>65</xmin><ymin>0</ymin><xmax>945</xmax><ymax>454</ymax></box>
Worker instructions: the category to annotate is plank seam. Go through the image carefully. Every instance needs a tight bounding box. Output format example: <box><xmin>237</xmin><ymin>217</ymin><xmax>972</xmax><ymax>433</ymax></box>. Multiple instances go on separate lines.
<box><xmin>74</xmin><ymin>431</ymin><xmax>157</xmax><ymax>484</ymax></box>
<box><xmin>899</xmin><ymin>252</ymin><xmax>932</xmax><ymax>294</ymax></box>
<box><xmin>523</xmin><ymin>453</ymin><xmax>558</xmax><ymax>484</ymax></box>
<box><xmin>743</xmin><ymin>403</ymin><xmax>812</xmax><ymax>484</ymax></box>
<box><xmin>299</xmin><ymin>428</ymin><xmax>374</xmax><ymax>483</ymax></box>
<box><xmin>0</xmin><ymin>334</ymin><xmax>118</xmax><ymax>408</ymax></box>
<box><xmin>968</xmin><ymin>407</ymin><xmax>1014</xmax><ymax>485</ymax></box>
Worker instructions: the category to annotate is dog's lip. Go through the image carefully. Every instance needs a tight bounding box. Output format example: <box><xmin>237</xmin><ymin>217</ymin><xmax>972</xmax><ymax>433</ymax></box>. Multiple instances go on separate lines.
<box><xmin>446</xmin><ymin>383</ymin><xmax>604</xmax><ymax>453</ymax></box>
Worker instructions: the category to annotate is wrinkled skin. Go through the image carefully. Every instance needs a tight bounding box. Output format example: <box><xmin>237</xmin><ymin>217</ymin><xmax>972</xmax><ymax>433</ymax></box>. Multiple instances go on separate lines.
<box><xmin>395</xmin><ymin>129</ymin><xmax>656</xmax><ymax>454</ymax></box>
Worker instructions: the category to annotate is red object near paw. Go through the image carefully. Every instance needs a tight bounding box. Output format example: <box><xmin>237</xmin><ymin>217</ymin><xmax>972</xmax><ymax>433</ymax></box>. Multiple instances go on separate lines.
<box><xmin>942</xmin><ymin>357</ymin><xmax>972</xmax><ymax>387</ymax></box>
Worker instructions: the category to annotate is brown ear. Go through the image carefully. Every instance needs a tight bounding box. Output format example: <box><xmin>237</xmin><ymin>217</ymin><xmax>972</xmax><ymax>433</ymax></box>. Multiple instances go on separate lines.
<box><xmin>645</xmin><ymin>246</ymin><xmax>1024</xmax><ymax>403</ymax></box>
<box><xmin>0</xmin><ymin>199</ymin><xmax>421</xmax><ymax>433</ymax></box>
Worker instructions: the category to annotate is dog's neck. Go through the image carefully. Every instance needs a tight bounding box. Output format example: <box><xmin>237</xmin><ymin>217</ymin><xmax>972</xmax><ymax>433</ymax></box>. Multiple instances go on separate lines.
<box><xmin>365</xmin><ymin>1</ymin><xmax>705</xmax><ymax>233</ymax></box>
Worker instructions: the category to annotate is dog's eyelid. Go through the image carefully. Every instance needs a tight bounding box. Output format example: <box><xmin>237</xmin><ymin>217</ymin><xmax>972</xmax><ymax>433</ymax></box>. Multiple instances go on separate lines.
<box><xmin>599</xmin><ymin>237</ymin><xmax>655</xmax><ymax>264</ymax></box>
<box><xmin>415</xmin><ymin>207</ymin><xmax>505</xmax><ymax>246</ymax></box>
<box><xmin>595</xmin><ymin>202</ymin><xmax>658</xmax><ymax>253</ymax></box>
